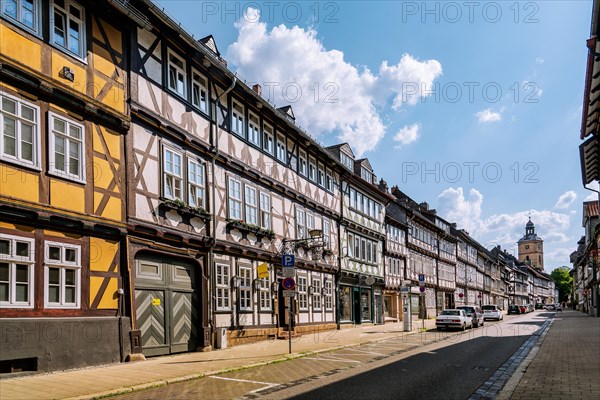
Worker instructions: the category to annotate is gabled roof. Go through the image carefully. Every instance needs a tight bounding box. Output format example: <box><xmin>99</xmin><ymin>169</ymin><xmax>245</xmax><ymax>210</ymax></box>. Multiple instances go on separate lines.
<box><xmin>199</xmin><ymin>35</ymin><xmax>220</xmax><ymax>57</ymax></box>
<box><xmin>277</xmin><ymin>105</ymin><xmax>295</xmax><ymax>121</ymax></box>
<box><xmin>355</xmin><ymin>158</ymin><xmax>373</xmax><ymax>172</ymax></box>
<box><xmin>326</xmin><ymin>142</ymin><xmax>355</xmax><ymax>159</ymax></box>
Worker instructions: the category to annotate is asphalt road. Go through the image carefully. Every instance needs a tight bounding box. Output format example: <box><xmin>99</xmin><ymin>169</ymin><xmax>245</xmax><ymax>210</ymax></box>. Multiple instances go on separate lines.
<box><xmin>114</xmin><ymin>313</ymin><xmax>550</xmax><ymax>400</ymax></box>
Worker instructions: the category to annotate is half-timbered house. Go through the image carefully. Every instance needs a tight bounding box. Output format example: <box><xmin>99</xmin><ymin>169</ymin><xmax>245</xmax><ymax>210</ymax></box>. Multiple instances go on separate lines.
<box><xmin>123</xmin><ymin>1</ymin><xmax>341</xmax><ymax>354</ymax></box>
<box><xmin>0</xmin><ymin>0</ymin><xmax>130</xmax><ymax>372</ymax></box>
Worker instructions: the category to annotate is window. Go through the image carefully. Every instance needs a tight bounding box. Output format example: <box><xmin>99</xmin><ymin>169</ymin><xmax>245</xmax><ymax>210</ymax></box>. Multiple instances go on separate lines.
<box><xmin>308</xmin><ymin>156</ymin><xmax>316</xmax><ymax>182</ymax></box>
<box><xmin>298</xmin><ymin>150</ymin><xmax>307</xmax><ymax>176</ymax></box>
<box><xmin>349</xmin><ymin>188</ymin><xmax>356</xmax><ymax>209</ymax></box>
<box><xmin>324</xmin><ymin>280</ymin><xmax>333</xmax><ymax>309</ymax></box>
<box><xmin>263</xmin><ymin>123</ymin><xmax>274</xmax><ymax>154</ymax></box>
<box><xmin>231</xmin><ymin>100</ymin><xmax>244</xmax><ymax>136</ymax></box>
<box><xmin>228</xmin><ymin>176</ymin><xmax>242</xmax><ymax>220</ymax></box>
<box><xmin>296</xmin><ymin>208</ymin><xmax>305</xmax><ymax>240</ymax></box>
<box><xmin>244</xmin><ymin>185</ymin><xmax>257</xmax><ymax>225</ymax></box>
<box><xmin>187</xmin><ymin>159</ymin><xmax>205</xmax><ymax>208</ymax></box>
<box><xmin>1</xmin><ymin>0</ymin><xmax>40</xmax><ymax>34</ymax></box>
<box><xmin>326</xmin><ymin>170</ymin><xmax>334</xmax><ymax>192</ymax></box>
<box><xmin>215</xmin><ymin>263</ymin><xmax>230</xmax><ymax>310</ymax></box>
<box><xmin>0</xmin><ymin>92</ymin><xmax>40</xmax><ymax>168</ymax></box>
<box><xmin>276</xmin><ymin>133</ymin><xmax>286</xmax><ymax>162</ymax></box>
<box><xmin>322</xmin><ymin>219</ymin><xmax>331</xmax><ymax>248</ymax></box>
<box><xmin>167</xmin><ymin>49</ymin><xmax>186</xmax><ymax>97</ymax></box>
<box><xmin>163</xmin><ymin>147</ymin><xmax>183</xmax><ymax>200</ymax></box>
<box><xmin>248</xmin><ymin>112</ymin><xmax>260</xmax><ymax>146</ymax></box>
<box><xmin>312</xmin><ymin>277</ymin><xmax>321</xmax><ymax>310</ymax></box>
<box><xmin>44</xmin><ymin>241</ymin><xmax>81</xmax><ymax>308</ymax></box>
<box><xmin>317</xmin><ymin>162</ymin><xmax>325</xmax><ymax>187</ymax></box>
<box><xmin>297</xmin><ymin>276</ymin><xmax>308</xmax><ymax>310</ymax></box>
<box><xmin>191</xmin><ymin>69</ymin><xmax>208</xmax><ymax>113</ymax></box>
<box><xmin>238</xmin><ymin>266</ymin><xmax>252</xmax><ymax>311</ymax></box>
<box><xmin>340</xmin><ymin>152</ymin><xmax>354</xmax><ymax>170</ymax></box>
<box><xmin>361</xmin><ymin>167</ymin><xmax>372</xmax><ymax>183</ymax></box>
<box><xmin>259</xmin><ymin>192</ymin><xmax>271</xmax><ymax>229</ymax></box>
<box><xmin>306</xmin><ymin>212</ymin><xmax>314</xmax><ymax>233</ymax></box>
<box><xmin>51</xmin><ymin>0</ymin><xmax>85</xmax><ymax>58</ymax></box>
<box><xmin>348</xmin><ymin>232</ymin><xmax>378</xmax><ymax>264</ymax></box>
<box><xmin>259</xmin><ymin>276</ymin><xmax>271</xmax><ymax>310</ymax></box>
<box><xmin>0</xmin><ymin>234</ymin><xmax>34</xmax><ymax>308</ymax></box>
<box><xmin>49</xmin><ymin>112</ymin><xmax>85</xmax><ymax>182</ymax></box>
<box><xmin>347</xmin><ymin>233</ymin><xmax>354</xmax><ymax>258</ymax></box>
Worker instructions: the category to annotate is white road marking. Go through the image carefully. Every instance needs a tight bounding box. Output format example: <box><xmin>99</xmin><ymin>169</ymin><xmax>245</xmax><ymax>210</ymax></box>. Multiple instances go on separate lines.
<box><xmin>209</xmin><ymin>375</ymin><xmax>279</xmax><ymax>391</ymax></box>
<box><xmin>304</xmin><ymin>357</ymin><xmax>361</xmax><ymax>363</ymax></box>
<box><xmin>345</xmin><ymin>348</ymin><xmax>385</xmax><ymax>356</ymax></box>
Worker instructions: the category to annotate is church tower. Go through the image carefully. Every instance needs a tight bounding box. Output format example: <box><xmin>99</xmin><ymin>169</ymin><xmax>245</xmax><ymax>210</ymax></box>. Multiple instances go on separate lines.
<box><xmin>518</xmin><ymin>218</ymin><xmax>544</xmax><ymax>271</ymax></box>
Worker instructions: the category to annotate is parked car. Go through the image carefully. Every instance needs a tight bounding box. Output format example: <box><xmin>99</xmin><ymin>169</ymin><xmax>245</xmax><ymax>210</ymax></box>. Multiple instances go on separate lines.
<box><xmin>518</xmin><ymin>305</ymin><xmax>527</xmax><ymax>314</ymax></box>
<box><xmin>508</xmin><ymin>305</ymin><xmax>521</xmax><ymax>315</ymax></box>
<box><xmin>535</xmin><ymin>303</ymin><xmax>544</xmax><ymax>310</ymax></box>
<box><xmin>436</xmin><ymin>309</ymin><xmax>472</xmax><ymax>331</ymax></box>
<box><xmin>456</xmin><ymin>305</ymin><xmax>485</xmax><ymax>327</ymax></box>
<box><xmin>527</xmin><ymin>304</ymin><xmax>534</xmax><ymax>312</ymax></box>
<box><xmin>545</xmin><ymin>304</ymin><xmax>556</xmax><ymax>310</ymax></box>
<box><xmin>482</xmin><ymin>304</ymin><xmax>504</xmax><ymax>320</ymax></box>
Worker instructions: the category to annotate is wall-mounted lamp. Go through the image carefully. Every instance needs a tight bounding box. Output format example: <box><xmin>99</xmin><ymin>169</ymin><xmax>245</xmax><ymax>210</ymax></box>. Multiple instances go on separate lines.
<box><xmin>233</xmin><ymin>276</ymin><xmax>242</xmax><ymax>288</ymax></box>
<box><xmin>59</xmin><ymin>66</ymin><xmax>75</xmax><ymax>82</ymax></box>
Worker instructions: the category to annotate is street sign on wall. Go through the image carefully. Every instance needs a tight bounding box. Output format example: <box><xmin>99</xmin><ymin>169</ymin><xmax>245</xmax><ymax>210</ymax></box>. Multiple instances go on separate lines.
<box><xmin>282</xmin><ymin>277</ymin><xmax>296</xmax><ymax>290</ymax></box>
<box><xmin>418</xmin><ymin>274</ymin><xmax>425</xmax><ymax>282</ymax></box>
<box><xmin>282</xmin><ymin>255</ymin><xmax>295</xmax><ymax>267</ymax></box>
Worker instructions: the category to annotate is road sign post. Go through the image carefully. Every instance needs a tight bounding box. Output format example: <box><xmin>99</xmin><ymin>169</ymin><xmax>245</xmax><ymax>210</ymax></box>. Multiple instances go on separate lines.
<box><xmin>281</xmin><ymin>255</ymin><xmax>296</xmax><ymax>354</ymax></box>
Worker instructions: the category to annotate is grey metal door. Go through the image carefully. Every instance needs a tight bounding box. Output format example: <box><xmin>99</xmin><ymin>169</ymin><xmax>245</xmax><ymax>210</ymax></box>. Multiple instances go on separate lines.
<box><xmin>134</xmin><ymin>258</ymin><xmax>198</xmax><ymax>356</ymax></box>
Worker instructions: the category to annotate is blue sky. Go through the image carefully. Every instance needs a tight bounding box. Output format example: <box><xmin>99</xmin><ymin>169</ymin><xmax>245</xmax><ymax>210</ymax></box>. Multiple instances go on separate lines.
<box><xmin>157</xmin><ymin>0</ymin><xmax>595</xmax><ymax>271</ymax></box>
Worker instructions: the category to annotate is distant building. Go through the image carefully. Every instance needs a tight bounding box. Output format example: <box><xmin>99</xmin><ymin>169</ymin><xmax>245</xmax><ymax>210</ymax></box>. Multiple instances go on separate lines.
<box><xmin>518</xmin><ymin>218</ymin><xmax>544</xmax><ymax>271</ymax></box>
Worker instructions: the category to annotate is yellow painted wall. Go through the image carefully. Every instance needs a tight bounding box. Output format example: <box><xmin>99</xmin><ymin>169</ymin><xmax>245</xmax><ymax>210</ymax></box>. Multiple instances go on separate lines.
<box><xmin>0</xmin><ymin>222</ymin><xmax>34</xmax><ymax>232</ymax></box>
<box><xmin>43</xmin><ymin>229</ymin><xmax>82</xmax><ymax>239</ymax></box>
<box><xmin>0</xmin><ymin>24</ymin><xmax>41</xmax><ymax>71</ymax></box>
<box><xmin>93</xmin><ymin>126</ymin><xmax>121</xmax><ymax>162</ymax></box>
<box><xmin>90</xmin><ymin>276</ymin><xmax>118</xmax><ymax>309</ymax></box>
<box><xmin>49</xmin><ymin>179</ymin><xmax>85</xmax><ymax>213</ymax></box>
<box><xmin>50</xmin><ymin>51</ymin><xmax>87</xmax><ymax>94</ymax></box>
<box><xmin>90</xmin><ymin>238</ymin><xmax>118</xmax><ymax>272</ymax></box>
<box><xmin>93</xmin><ymin>194</ymin><xmax>122</xmax><ymax>221</ymax></box>
<box><xmin>0</xmin><ymin>164</ymin><xmax>39</xmax><ymax>203</ymax></box>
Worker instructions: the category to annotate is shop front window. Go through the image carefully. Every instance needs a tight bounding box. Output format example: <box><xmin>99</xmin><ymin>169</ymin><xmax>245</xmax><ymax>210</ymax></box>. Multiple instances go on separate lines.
<box><xmin>361</xmin><ymin>290</ymin><xmax>371</xmax><ymax>321</ymax></box>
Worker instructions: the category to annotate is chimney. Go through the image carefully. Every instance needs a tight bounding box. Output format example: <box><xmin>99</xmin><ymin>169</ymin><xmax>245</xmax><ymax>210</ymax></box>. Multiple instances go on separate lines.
<box><xmin>378</xmin><ymin>179</ymin><xmax>388</xmax><ymax>193</ymax></box>
<box><xmin>252</xmin><ymin>84</ymin><xmax>262</xmax><ymax>96</ymax></box>
<box><xmin>419</xmin><ymin>201</ymin><xmax>429</xmax><ymax>210</ymax></box>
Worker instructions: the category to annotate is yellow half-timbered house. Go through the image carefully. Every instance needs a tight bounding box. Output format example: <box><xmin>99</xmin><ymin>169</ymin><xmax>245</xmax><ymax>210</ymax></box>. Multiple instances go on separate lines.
<box><xmin>0</xmin><ymin>0</ymin><xmax>130</xmax><ymax>372</ymax></box>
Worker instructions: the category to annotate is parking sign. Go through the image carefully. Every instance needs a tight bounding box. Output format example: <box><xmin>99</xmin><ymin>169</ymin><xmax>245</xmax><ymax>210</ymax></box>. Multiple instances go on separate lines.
<box><xmin>282</xmin><ymin>255</ymin><xmax>295</xmax><ymax>267</ymax></box>
<box><xmin>418</xmin><ymin>274</ymin><xmax>425</xmax><ymax>282</ymax></box>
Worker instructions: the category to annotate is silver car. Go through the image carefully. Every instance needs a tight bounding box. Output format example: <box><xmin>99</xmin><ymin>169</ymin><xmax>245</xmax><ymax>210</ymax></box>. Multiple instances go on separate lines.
<box><xmin>482</xmin><ymin>304</ymin><xmax>504</xmax><ymax>320</ymax></box>
<box><xmin>456</xmin><ymin>305</ymin><xmax>485</xmax><ymax>328</ymax></box>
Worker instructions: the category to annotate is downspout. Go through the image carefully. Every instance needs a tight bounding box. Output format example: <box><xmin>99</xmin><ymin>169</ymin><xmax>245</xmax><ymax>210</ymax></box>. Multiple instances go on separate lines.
<box><xmin>209</xmin><ymin>75</ymin><xmax>237</xmax><ymax>337</ymax></box>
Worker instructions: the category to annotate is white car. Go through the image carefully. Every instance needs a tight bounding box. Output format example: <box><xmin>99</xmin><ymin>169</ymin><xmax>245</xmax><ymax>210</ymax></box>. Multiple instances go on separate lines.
<box><xmin>436</xmin><ymin>309</ymin><xmax>472</xmax><ymax>331</ymax></box>
<box><xmin>482</xmin><ymin>304</ymin><xmax>504</xmax><ymax>320</ymax></box>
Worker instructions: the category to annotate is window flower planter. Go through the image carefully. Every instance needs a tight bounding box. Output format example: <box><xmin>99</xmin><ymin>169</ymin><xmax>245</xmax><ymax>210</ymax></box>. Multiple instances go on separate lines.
<box><xmin>226</xmin><ymin>220</ymin><xmax>275</xmax><ymax>241</ymax></box>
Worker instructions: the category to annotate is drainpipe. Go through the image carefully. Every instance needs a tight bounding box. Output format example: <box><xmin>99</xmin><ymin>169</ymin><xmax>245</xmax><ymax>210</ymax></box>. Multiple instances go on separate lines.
<box><xmin>209</xmin><ymin>75</ymin><xmax>237</xmax><ymax>338</ymax></box>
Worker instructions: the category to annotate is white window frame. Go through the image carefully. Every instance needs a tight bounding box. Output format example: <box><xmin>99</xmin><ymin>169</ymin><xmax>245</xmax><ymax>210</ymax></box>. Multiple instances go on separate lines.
<box><xmin>228</xmin><ymin>176</ymin><xmax>242</xmax><ymax>220</ymax></box>
<box><xmin>191</xmin><ymin>69</ymin><xmax>208</xmax><ymax>113</ymax></box>
<box><xmin>0</xmin><ymin>234</ymin><xmax>35</xmax><ymax>308</ymax></box>
<box><xmin>306</xmin><ymin>212</ymin><xmax>314</xmax><ymax>234</ymax></box>
<box><xmin>167</xmin><ymin>48</ymin><xmax>186</xmax><ymax>97</ymax></box>
<box><xmin>1</xmin><ymin>0</ymin><xmax>41</xmax><ymax>35</ymax></box>
<box><xmin>248</xmin><ymin>112</ymin><xmax>260</xmax><ymax>147</ymax></box>
<box><xmin>262</xmin><ymin>122</ymin><xmax>274</xmax><ymax>155</ymax></box>
<box><xmin>50</xmin><ymin>0</ymin><xmax>85</xmax><ymax>60</ymax></box>
<box><xmin>48</xmin><ymin>112</ymin><xmax>85</xmax><ymax>183</ymax></box>
<box><xmin>44</xmin><ymin>241</ymin><xmax>81</xmax><ymax>309</ymax></box>
<box><xmin>324</xmin><ymin>279</ymin><xmax>333</xmax><ymax>310</ymax></box>
<box><xmin>322</xmin><ymin>219</ymin><xmax>331</xmax><ymax>248</ymax></box>
<box><xmin>231</xmin><ymin>99</ymin><xmax>244</xmax><ymax>137</ymax></box>
<box><xmin>187</xmin><ymin>158</ymin><xmax>205</xmax><ymax>208</ymax></box>
<box><xmin>312</xmin><ymin>277</ymin><xmax>321</xmax><ymax>310</ymax></box>
<box><xmin>259</xmin><ymin>275</ymin><xmax>271</xmax><ymax>310</ymax></box>
<box><xmin>0</xmin><ymin>91</ymin><xmax>41</xmax><ymax>169</ymax></box>
<box><xmin>244</xmin><ymin>184</ymin><xmax>258</xmax><ymax>225</ymax></box>
<box><xmin>238</xmin><ymin>266</ymin><xmax>252</xmax><ymax>311</ymax></box>
<box><xmin>297</xmin><ymin>275</ymin><xmax>308</xmax><ymax>310</ymax></box>
<box><xmin>308</xmin><ymin>156</ymin><xmax>316</xmax><ymax>182</ymax></box>
<box><xmin>296</xmin><ymin>208</ymin><xmax>305</xmax><ymax>240</ymax></box>
<box><xmin>317</xmin><ymin>162</ymin><xmax>325</xmax><ymax>187</ymax></box>
<box><xmin>298</xmin><ymin>149</ymin><xmax>307</xmax><ymax>176</ymax></box>
<box><xmin>259</xmin><ymin>191</ymin><xmax>271</xmax><ymax>229</ymax></box>
<box><xmin>163</xmin><ymin>146</ymin><xmax>183</xmax><ymax>200</ymax></box>
<box><xmin>326</xmin><ymin>170</ymin><xmax>334</xmax><ymax>192</ymax></box>
<box><xmin>215</xmin><ymin>263</ymin><xmax>230</xmax><ymax>310</ymax></box>
<box><xmin>276</xmin><ymin>133</ymin><xmax>286</xmax><ymax>163</ymax></box>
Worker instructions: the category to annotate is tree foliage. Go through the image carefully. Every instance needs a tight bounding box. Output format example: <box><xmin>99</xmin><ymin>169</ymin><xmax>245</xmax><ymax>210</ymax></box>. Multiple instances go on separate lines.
<box><xmin>550</xmin><ymin>266</ymin><xmax>572</xmax><ymax>302</ymax></box>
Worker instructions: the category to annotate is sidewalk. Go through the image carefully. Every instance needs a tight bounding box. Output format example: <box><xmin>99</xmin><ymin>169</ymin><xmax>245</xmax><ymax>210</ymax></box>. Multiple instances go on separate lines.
<box><xmin>497</xmin><ymin>310</ymin><xmax>600</xmax><ymax>400</ymax></box>
<box><xmin>0</xmin><ymin>319</ymin><xmax>436</xmax><ymax>400</ymax></box>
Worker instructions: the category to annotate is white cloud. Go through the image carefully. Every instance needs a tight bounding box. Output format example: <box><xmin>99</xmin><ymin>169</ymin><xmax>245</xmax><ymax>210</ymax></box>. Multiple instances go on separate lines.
<box><xmin>437</xmin><ymin>187</ymin><xmax>483</xmax><ymax>234</ymax></box>
<box><xmin>475</xmin><ymin>108</ymin><xmax>502</xmax><ymax>123</ymax></box>
<box><xmin>554</xmin><ymin>191</ymin><xmax>577</xmax><ymax>209</ymax></box>
<box><xmin>226</xmin><ymin>8</ymin><xmax>442</xmax><ymax>157</ymax></box>
<box><xmin>535</xmin><ymin>57</ymin><xmax>545</xmax><ymax>64</ymax></box>
<box><xmin>583</xmin><ymin>182</ymin><xmax>599</xmax><ymax>201</ymax></box>
<box><xmin>393</xmin><ymin>123</ymin><xmax>420</xmax><ymax>148</ymax></box>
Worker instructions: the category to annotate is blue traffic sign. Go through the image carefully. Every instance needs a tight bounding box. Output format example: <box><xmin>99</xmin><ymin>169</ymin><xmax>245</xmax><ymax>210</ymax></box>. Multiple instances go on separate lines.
<box><xmin>282</xmin><ymin>254</ymin><xmax>295</xmax><ymax>267</ymax></box>
<box><xmin>418</xmin><ymin>274</ymin><xmax>425</xmax><ymax>282</ymax></box>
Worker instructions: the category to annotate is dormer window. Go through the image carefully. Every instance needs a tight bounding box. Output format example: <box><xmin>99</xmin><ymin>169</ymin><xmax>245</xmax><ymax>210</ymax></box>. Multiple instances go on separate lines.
<box><xmin>361</xmin><ymin>167</ymin><xmax>372</xmax><ymax>183</ymax></box>
<box><xmin>340</xmin><ymin>152</ymin><xmax>353</xmax><ymax>170</ymax></box>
